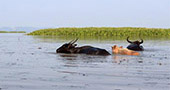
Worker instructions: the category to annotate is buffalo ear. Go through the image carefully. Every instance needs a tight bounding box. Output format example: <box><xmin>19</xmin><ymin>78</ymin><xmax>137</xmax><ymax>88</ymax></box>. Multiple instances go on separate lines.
<box><xmin>111</xmin><ymin>46</ymin><xmax>115</xmax><ymax>49</ymax></box>
<box><xmin>111</xmin><ymin>46</ymin><xmax>114</xmax><ymax>49</ymax></box>
<box><xmin>113</xmin><ymin>45</ymin><xmax>117</xmax><ymax>49</ymax></box>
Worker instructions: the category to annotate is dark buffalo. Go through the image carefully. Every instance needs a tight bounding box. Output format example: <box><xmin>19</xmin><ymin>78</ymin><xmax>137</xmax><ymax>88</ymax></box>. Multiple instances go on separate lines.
<box><xmin>56</xmin><ymin>39</ymin><xmax>111</xmax><ymax>55</ymax></box>
<box><xmin>126</xmin><ymin>37</ymin><xmax>144</xmax><ymax>51</ymax></box>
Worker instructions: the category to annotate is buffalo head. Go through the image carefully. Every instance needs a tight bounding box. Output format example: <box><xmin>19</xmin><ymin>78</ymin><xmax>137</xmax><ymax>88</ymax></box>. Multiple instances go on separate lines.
<box><xmin>56</xmin><ymin>38</ymin><xmax>78</xmax><ymax>53</ymax></box>
<box><xmin>126</xmin><ymin>37</ymin><xmax>144</xmax><ymax>51</ymax></box>
<box><xmin>56</xmin><ymin>38</ymin><xmax>110</xmax><ymax>55</ymax></box>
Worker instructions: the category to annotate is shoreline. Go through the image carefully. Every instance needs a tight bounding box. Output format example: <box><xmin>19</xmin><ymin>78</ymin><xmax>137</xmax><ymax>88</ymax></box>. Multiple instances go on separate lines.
<box><xmin>27</xmin><ymin>27</ymin><xmax>170</xmax><ymax>39</ymax></box>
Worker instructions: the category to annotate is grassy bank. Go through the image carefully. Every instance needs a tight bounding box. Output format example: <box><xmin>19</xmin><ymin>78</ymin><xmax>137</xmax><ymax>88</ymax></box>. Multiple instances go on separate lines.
<box><xmin>27</xmin><ymin>27</ymin><xmax>170</xmax><ymax>39</ymax></box>
<box><xmin>0</xmin><ymin>31</ymin><xmax>26</xmax><ymax>33</ymax></box>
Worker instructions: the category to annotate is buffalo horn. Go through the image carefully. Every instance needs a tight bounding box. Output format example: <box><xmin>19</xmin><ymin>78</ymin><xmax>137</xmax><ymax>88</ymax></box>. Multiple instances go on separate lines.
<box><xmin>139</xmin><ymin>39</ymin><xmax>143</xmax><ymax>44</ymax></box>
<box><xmin>127</xmin><ymin>36</ymin><xmax>132</xmax><ymax>43</ymax></box>
<box><xmin>71</xmin><ymin>38</ymin><xmax>78</xmax><ymax>44</ymax></box>
<box><xmin>68</xmin><ymin>39</ymin><xmax>74</xmax><ymax>44</ymax></box>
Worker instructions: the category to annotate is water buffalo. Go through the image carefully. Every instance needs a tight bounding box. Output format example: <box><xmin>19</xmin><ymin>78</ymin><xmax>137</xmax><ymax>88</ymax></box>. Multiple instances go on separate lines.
<box><xmin>126</xmin><ymin>37</ymin><xmax>144</xmax><ymax>51</ymax></box>
<box><xmin>56</xmin><ymin>39</ymin><xmax>111</xmax><ymax>55</ymax></box>
<box><xmin>112</xmin><ymin>45</ymin><xmax>140</xmax><ymax>56</ymax></box>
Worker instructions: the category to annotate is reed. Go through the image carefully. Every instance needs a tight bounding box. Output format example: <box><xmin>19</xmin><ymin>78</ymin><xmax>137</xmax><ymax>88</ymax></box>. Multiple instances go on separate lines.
<box><xmin>27</xmin><ymin>27</ymin><xmax>170</xmax><ymax>39</ymax></box>
<box><xmin>0</xmin><ymin>31</ymin><xmax>26</xmax><ymax>33</ymax></box>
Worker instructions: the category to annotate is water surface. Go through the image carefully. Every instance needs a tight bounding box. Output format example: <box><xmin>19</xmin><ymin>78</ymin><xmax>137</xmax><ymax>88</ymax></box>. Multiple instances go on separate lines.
<box><xmin>0</xmin><ymin>33</ymin><xmax>170</xmax><ymax>90</ymax></box>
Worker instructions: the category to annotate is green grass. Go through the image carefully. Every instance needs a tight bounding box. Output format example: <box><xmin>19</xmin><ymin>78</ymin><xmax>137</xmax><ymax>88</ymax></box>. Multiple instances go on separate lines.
<box><xmin>27</xmin><ymin>27</ymin><xmax>170</xmax><ymax>40</ymax></box>
<box><xmin>0</xmin><ymin>31</ymin><xmax>26</xmax><ymax>33</ymax></box>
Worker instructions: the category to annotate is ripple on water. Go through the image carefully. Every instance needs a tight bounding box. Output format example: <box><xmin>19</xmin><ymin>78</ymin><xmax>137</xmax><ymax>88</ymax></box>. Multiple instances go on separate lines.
<box><xmin>0</xmin><ymin>33</ymin><xmax>170</xmax><ymax>90</ymax></box>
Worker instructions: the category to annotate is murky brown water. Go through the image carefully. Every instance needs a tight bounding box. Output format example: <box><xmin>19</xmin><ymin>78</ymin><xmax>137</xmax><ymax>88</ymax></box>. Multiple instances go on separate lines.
<box><xmin>0</xmin><ymin>33</ymin><xmax>170</xmax><ymax>90</ymax></box>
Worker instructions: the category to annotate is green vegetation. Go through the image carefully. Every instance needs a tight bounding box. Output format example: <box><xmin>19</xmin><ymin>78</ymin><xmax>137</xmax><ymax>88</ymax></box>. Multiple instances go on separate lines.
<box><xmin>0</xmin><ymin>31</ymin><xmax>26</xmax><ymax>33</ymax></box>
<box><xmin>28</xmin><ymin>27</ymin><xmax>170</xmax><ymax>40</ymax></box>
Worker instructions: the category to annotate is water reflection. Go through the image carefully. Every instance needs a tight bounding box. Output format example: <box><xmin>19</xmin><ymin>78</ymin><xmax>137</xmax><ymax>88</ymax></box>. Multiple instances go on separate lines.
<box><xmin>58</xmin><ymin>54</ymin><xmax>78</xmax><ymax>61</ymax></box>
<box><xmin>1</xmin><ymin>34</ymin><xmax>170</xmax><ymax>90</ymax></box>
<box><xmin>112</xmin><ymin>55</ymin><xmax>131</xmax><ymax>64</ymax></box>
<box><xmin>58</xmin><ymin>53</ymin><xmax>109</xmax><ymax>63</ymax></box>
<box><xmin>56</xmin><ymin>52</ymin><xmax>145</xmax><ymax>65</ymax></box>
<box><xmin>31</xmin><ymin>35</ymin><xmax>170</xmax><ymax>43</ymax></box>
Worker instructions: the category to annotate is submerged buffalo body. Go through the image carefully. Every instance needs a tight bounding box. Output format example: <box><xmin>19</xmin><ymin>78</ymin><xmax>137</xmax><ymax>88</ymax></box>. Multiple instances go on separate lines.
<box><xmin>56</xmin><ymin>39</ymin><xmax>110</xmax><ymax>55</ymax></box>
<box><xmin>126</xmin><ymin>37</ymin><xmax>144</xmax><ymax>51</ymax></box>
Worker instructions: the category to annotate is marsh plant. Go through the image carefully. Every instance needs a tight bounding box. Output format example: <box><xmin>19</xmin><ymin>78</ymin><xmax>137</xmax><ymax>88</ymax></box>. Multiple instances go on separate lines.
<box><xmin>0</xmin><ymin>31</ymin><xmax>26</xmax><ymax>33</ymax></box>
<box><xmin>28</xmin><ymin>27</ymin><xmax>170</xmax><ymax>40</ymax></box>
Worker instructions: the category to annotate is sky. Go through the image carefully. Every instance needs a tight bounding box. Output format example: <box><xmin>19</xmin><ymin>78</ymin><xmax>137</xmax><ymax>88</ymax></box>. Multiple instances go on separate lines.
<box><xmin>0</xmin><ymin>0</ymin><xmax>169</xmax><ymax>28</ymax></box>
